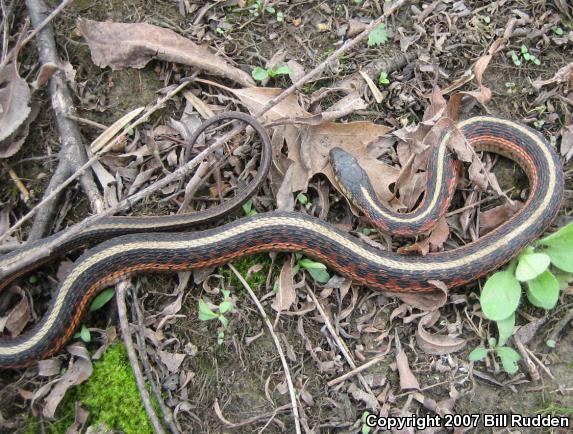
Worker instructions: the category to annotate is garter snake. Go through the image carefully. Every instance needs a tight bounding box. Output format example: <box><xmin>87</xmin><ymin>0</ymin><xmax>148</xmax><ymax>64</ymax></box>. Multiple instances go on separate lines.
<box><xmin>0</xmin><ymin>116</ymin><xmax>564</xmax><ymax>368</ymax></box>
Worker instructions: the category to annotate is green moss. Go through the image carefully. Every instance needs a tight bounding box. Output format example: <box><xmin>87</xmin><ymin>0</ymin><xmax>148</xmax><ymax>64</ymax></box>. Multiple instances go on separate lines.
<box><xmin>537</xmin><ymin>402</ymin><xmax>573</xmax><ymax>416</ymax></box>
<box><xmin>28</xmin><ymin>344</ymin><xmax>154</xmax><ymax>434</ymax></box>
<box><xmin>218</xmin><ymin>253</ymin><xmax>274</xmax><ymax>289</ymax></box>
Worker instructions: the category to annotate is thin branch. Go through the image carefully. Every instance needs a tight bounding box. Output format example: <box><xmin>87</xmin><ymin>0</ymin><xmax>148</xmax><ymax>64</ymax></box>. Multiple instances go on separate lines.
<box><xmin>228</xmin><ymin>263</ymin><xmax>301</xmax><ymax>434</ymax></box>
<box><xmin>116</xmin><ymin>281</ymin><xmax>166</xmax><ymax>434</ymax></box>
<box><xmin>25</xmin><ymin>0</ymin><xmax>103</xmax><ymax>240</ymax></box>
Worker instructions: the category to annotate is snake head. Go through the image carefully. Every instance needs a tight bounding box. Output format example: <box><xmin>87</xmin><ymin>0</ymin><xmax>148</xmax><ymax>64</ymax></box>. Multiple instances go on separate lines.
<box><xmin>329</xmin><ymin>147</ymin><xmax>367</xmax><ymax>189</ymax></box>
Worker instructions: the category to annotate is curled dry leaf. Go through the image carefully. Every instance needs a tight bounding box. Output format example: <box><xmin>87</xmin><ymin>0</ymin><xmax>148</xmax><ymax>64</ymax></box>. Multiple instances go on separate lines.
<box><xmin>42</xmin><ymin>343</ymin><xmax>93</xmax><ymax>419</ymax></box>
<box><xmin>532</xmin><ymin>62</ymin><xmax>573</xmax><ymax>90</ymax></box>
<box><xmin>0</xmin><ymin>62</ymin><xmax>31</xmax><ymax>158</ymax></box>
<box><xmin>416</xmin><ymin>311</ymin><xmax>466</xmax><ymax>355</ymax></box>
<box><xmin>78</xmin><ymin>19</ymin><xmax>254</xmax><ymax>88</ymax></box>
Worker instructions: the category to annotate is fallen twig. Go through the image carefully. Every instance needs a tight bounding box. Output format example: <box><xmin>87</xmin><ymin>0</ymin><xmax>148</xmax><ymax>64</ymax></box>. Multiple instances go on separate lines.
<box><xmin>116</xmin><ymin>281</ymin><xmax>166</xmax><ymax>434</ymax></box>
<box><xmin>25</xmin><ymin>0</ymin><xmax>103</xmax><ymax>241</ymax></box>
<box><xmin>228</xmin><ymin>263</ymin><xmax>301</xmax><ymax>434</ymax></box>
<box><xmin>131</xmin><ymin>289</ymin><xmax>180</xmax><ymax>434</ymax></box>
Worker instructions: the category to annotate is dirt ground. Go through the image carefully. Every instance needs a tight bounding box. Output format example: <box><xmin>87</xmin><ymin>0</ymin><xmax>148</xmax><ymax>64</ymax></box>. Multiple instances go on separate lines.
<box><xmin>1</xmin><ymin>0</ymin><xmax>572</xmax><ymax>433</ymax></box>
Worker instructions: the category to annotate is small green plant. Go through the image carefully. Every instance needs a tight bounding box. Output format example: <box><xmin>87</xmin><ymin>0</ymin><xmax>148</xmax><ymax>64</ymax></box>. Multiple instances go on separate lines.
<box><xmin>504</xmin><ymin>81</ymin><xmax>516</xmax><ymax>94</ymax></box>
<box><xmin>509</xmin><ymin>45</ymin><xmax>541</xmax><ymax>67</ymax></box>
<box><xmin>360</xmin><ymin>411</ymin><xmax>372</xmax><ymax>434</ymax></box>
<box><xmin>552</xmin><ymin>26</ymin><xmax>564</xmax><ymax>36</ymax></box>
<box><xmin>198</xmin><ymin>289</ymin><xmax>235</xmax><ymax>329</ymax></box>
<box><xmin>470</xmin><ymin>222</ymin><xmax>573</xmax><ymax>374</ymax></box>
<box><xmin>251</xmin><ymin>65</ymin><xmax>292</xmax><ymax>82</ymax></box>
<box><xmin>242</xmin><ymin>199</ymin><xmax>257</xmax><ymax>216</ymax></box>
<box><xmin>296</xmin><ymin>192</ymin><xmax>312</xmax><ymax>210</ymax></box>
<box><xmin>368</xmin><ymin>24</ymin><xmax>388</xmax><ymax>47</ymax></box>
<box><xmin>469</xmin><ymin>338</ymin><xmax>522</xmax><ymax>375</ymax></box>
<box><xmin>292</xmin><ymin>254</ymin><xmax>330</xmax><ymax>283</ymax></box>
<box><xmin>378</xmin><ymin>71</ymin><xmax>390</xmax><ymax>86</ymax></box>
<box><xmin>74</xmin><ymin>288</ymin><xmax>115</xmax><ymax>343</ymax></box>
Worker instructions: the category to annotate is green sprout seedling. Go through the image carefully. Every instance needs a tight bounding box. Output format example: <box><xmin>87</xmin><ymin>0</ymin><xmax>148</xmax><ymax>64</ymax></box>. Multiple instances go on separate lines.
<box><xmin>378</xmin><ymin>71</ymin><xmax>390</xmax><ymax>86</ymax></box>
<box><xmin>469</xmin><ymin>337</ymin><xmax>522</xmax><ymax>375</ymax></box>
<box><xmin>292</xmin><ymin>254</ymin><xmax>330</xmax><ymax>283</ymax></box>
<box><xmin>74</xmin><ymin>288</ymin><xmax>115</xmax><ymax>343</ymax></box>
<box><xmin>198</xmin><ymin>289</ymin><xmax>235</xmax><ymax>345</ymax></box>
<box><xmin>251</xmin><ymin>65</ymin><xmax>292</xmax><ymax>82</ymax></box>
<box><xmin>242</xmin><ymin>199</ymin><xmax>257</xmax><ymax>217</ymax></box>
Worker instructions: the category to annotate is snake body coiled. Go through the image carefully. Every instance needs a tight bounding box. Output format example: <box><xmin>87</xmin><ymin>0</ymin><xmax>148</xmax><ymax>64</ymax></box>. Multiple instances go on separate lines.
<box><xmin>0</xmin><ymin>116</ymin><xmax>564</xmax><ymax>368</ymax></box>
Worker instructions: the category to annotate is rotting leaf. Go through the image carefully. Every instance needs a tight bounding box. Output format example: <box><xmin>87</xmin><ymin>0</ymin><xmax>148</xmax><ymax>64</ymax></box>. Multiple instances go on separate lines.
<box><xmin>78</xmin><ymin>19</ymin><xmax>254</xmax><ymax>88</ymax></box>
<box><xmin>0</xmin><ymin>62</ymin><xmax>31</xmax><ymax>158</ymax></box>
<box><xmin>0</xmin><ymin>286</ymin><xmax>31</xmax><ymax>337</ymax></box>
<box><xmin>480</xmin><ymin>201</ymin><xmax>525</xmax><ymax>235</ymax></box>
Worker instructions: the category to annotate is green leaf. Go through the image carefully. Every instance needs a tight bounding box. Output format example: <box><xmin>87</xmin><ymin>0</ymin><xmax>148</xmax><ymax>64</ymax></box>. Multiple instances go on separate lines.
<box><xmin>468</xmin><ymin>347</ymin><xmax>489</xmax><ymax>362</ymax></box>
<box><xmin>543</xmin><ymin>246</ymin><xmax>573</xmax><ymax>272</ymax></box>
<box><xmin>533</xmin><ymin>58</ymin><xmax>541</xmax><ymax>66</ymax></box>
<box><xmin>520</xmin><ymin>44</ymin><xmax>528</xmax><ymax>54</ymax></box>
<box><xmin>217</xmin><ymin>331</ymin><xmax>225</xmax><ymax>345</ymax></box>
<box><xmin>296</xmin><ymin>193</ymin><xmax>308</xmax><ymax>204</ymax></box>
<box><xmin>362</xmin><ymin>424</ymin><xmax>371</xmax><ymax>434</ymax></box>
<box><xmin>272</xmin><ymin>65</ymin><xmax>292</xmax><ymax>76</ymax></box>
<box><xmin>198</xmin><ymin>299</ymin><xmax>219</xmax><ymax>321</ymax></box>
<box><xmin>307</xmin><ymin>268</ymin><xmax>330</xmax><ymax>283</ymax></box>
<box><xmin>251</xmin><ymin>66</ymin><xmax>269</xmax><ymax>81</ymax></box>
<box><xmin>552</xmin><ymin>26</ymin><xmax>564</xmax><ymax>35</ymax></box>
<box><xmin>554</xmin><ymin>272</ymin><xmax>572</xmax><ymax>289</ymax></box>
<box><xmin>368</xmin><ymin>24</ymin><xmax>388</xmax><ymax>47</ymax></box>
<box><xmin>219</xmin><ymin>315</ymin><xmax>229</xmax><ymax>328</ymax></box>
<box><xmin>276</xmin><ymin>11</ymin><xmax>284</xmax><ymax>22</ymax></box>
<box><xmin>526</xmin><ymin>270</ymin><xmax>559</xmax><ymax>309</ymax></box>
<box><xmin>523</xmin><ymin>52</ymin><xmax>531</xmax><ymax>61</ymax></box>
<box><xmin>515</xmin><ymin>252</ymin><xmax>550</xmax><ymax>281</ymax></box>
<box><xmin>496</xmin><ymin>346</ymin><xmax>521</xmax><ymax>375</ymax></box>
<box><xmin>488</xmin><ymin>337</ymin><xmax>497</xmax><ymax>347</ymax></box>
<box><xmin>496</xmin><ymin>313</ymin><xmax>515</xmax><ymax>346</ymax></box>
<box><xmin>546</xmin><ymin>339</ymin><xmax>556</xmax><ymax>348</ymax></box>
<box><xmin>299</xmin><ymin>258</ymin><xmax>327</xmax><ymax>270</ymax></box>
<box><xmin>480</xmin><ymin>270</ymin><xmax>521</xmax><ymax>321</ymax></box>
<box><xmin>538</xmin><ymin>221</ymin><xmax>573</xmax><ymax>246</ymax></box>
<box><xmin>266</xmin><ymin>6</ymin><xmax>275</xmax><ymax>13</ymax></box>
<box><xmin>89</xmin><ymin>288</ymin><xmax>115</xmax><ymax>312</ymax></box>
<box><xmin>28</xmin><ymin>275</ymin><xmax>38</xmax><ymax>284</ymax></box>
<box><xmin>219</xmin><ymin>300</ymin><xmax>233</xmax><ymax>314</ymax></box>
<box><xmin>80</xmin><ymin>325</ymin><xmax>91</xmax><ymax>343</ymax></box>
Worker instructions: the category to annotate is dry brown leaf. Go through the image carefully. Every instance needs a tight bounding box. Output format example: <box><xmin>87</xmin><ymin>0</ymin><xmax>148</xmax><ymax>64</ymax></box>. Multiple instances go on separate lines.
<box><xmin>479</xmin><ymin>201</ymin><xmax>525</xmax><ymax>235</ymax></box>
<box><xmin>416</xmin><ymin>311</ymin><xmax>466</xmax><ymax>355</ymax></box>
<box><xmin>42</xmin><ymin>344</ymin><xmax>93</xmax><ymax>419</ymax></box>
<box><xmin>271</xmin><ymin>259</ymin><xmax>296</xmax><ymax>312</ymax></box>
<box><xmin>560</xmin><ymin>123</ymin><xmax>573</xmax><ymax>162</ymax></box>
<box><xmin>0</xmin><ymin>62</ymin><xmax>31</xmax><ymax>157</ymax></box>
<box><xmin>0</xmin><ymin>286</ymin><xmax>31</xmax><ymax>337</ymax></box>
<box><xmin>232</xmin><ymin>87</ymin><xmax>398</xmax><ymax>198</ymax></box>
<box><xmin>158</xmin><ymin>350</ymin><xmax>186</xmax><ymax>373</ymax></box>
<box><xmin>532</xmin><ymin>62</ymin><xmax>573</xmax><ymax>90</ymax></box>
<box><xmin>347</xmin><ymin>383</ymin><xmax>379</xmax><ymax>410</ymax></box>
<box><xmin>395</xmin><ymin>349</ymin><xmax>420</xmax><ymax>391</ymax></box>
<box><xmin>291</xmin><ymin>121</ymin><xmax>399</xmax><ymax>196</ymax></box>
<box><xmin>232</xmin><ymin>87</ymin><xmax>308</xmax><ymax>121</ymax></box>
<box><xmin>37</xmin><ymin>359</ymin><xmax>62</xmax><ymax>377</ymax></box>
<box><xmin>78</xmin><ymin>19</ymin><xmax>254</xmax><ymax>87</ymax></box>
<box><xmin>31</xmin><ymin>62</ymin><xmax>59</xmax><ymax>89</ymax></box>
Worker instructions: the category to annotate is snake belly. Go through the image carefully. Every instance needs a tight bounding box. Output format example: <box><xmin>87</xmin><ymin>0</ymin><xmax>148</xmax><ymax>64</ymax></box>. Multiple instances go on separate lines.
<box><xmin>0</xmin><ymin>116</ymin><xmax>564</xmax><ymax>368</ymax></box>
